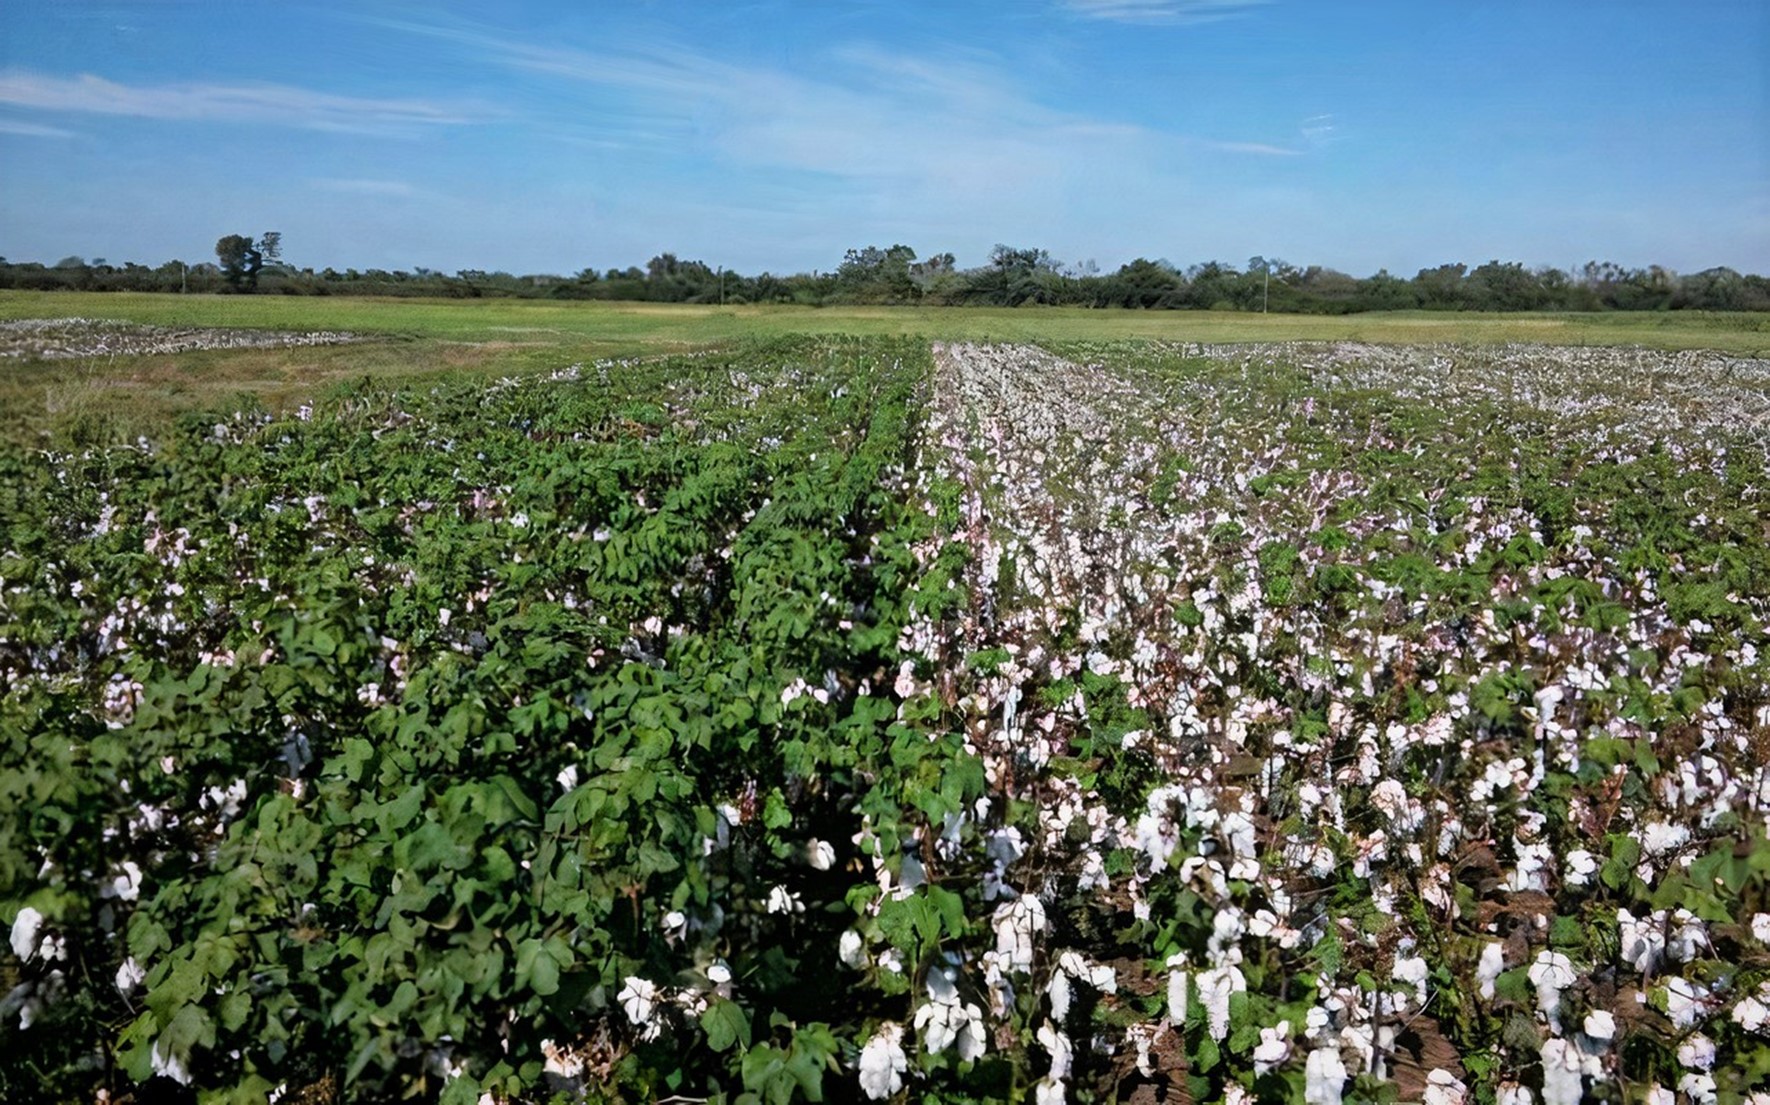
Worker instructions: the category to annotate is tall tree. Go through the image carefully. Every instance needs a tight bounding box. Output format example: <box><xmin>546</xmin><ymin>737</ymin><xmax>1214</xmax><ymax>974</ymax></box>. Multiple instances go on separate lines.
<box><xmin>215</xmin><ymin>234</ymin><xmax>263</xmax><ymax>291</ymax></box>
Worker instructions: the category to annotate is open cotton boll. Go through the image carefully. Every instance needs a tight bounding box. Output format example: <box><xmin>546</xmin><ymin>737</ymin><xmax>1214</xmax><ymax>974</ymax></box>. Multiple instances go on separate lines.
<box><xmin>9</xmin><ymin>907</ymin><xmax>43</xmax><ymax>961</ymax></box>
<box><xmin>1252</xmin><ymin>1022</ymin><xmax>1291</xmax><ymax>1074</ymax></box>
<box><xmin>1304</xmin><ymin>1047</ymin><xmax>1347</xmax><ymax>1105</ymax></box>
<box><xmin>1197</xmin><ymin>964</ymin><xmax>1246</xmax><ymax>1041</ymax></box>
<box><xmin>618</xmin><ymin>977</ymin><xmax>658</xmax><ymax>1028</ymax></box>
<box><xmin>993</xmin><ymin>894</ymin><xmax>1046</xmax><ymax>974</ymax></box>
<box><xmin>858</xmin><ymin>1023</ymin><xmax>907</xmax><ymax>1100</ymax></box>
<box><xmin>1528</xmin><ymin>950</ymin><xmax>1576</xmax><ymax>1030</ymax></box>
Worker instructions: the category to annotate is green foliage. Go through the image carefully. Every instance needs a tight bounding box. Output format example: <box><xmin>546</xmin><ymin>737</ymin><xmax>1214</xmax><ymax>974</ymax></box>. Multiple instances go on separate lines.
<box><xmin>0</xmin><ymin>337</ymin><xmax>990</xmax><ymax>1103</ymax></box>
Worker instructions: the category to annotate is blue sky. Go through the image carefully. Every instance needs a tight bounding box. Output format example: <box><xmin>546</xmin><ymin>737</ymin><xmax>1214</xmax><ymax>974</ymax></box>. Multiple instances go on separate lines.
<box><xmin>1</xmin><ymin>1</ymin><xmax>1765</xmax><ymax>277</ymax></box>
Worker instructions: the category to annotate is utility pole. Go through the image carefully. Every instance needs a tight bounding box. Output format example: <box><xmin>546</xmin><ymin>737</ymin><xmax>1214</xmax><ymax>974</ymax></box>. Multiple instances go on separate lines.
<box><xmin>1263</xmin><ymin>263</ymin><xmax>1269</xmax><ymax>313</ymax></box>
<box><xmin>181</xmin><ymin>263</ymin><xmax>188</xmax><ymax>294</ymax></box>
<box><xmin>719</xmin><ymin>266</ymin><xmax>725</xmax><ymax>306</ymax></box>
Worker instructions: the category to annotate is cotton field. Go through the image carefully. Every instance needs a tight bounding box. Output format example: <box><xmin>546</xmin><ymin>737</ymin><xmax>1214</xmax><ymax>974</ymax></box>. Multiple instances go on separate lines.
<box><xmin>2</xmin><ymin>336</ymin><xmax>1766</xmax><ymax>1103</ymax></box>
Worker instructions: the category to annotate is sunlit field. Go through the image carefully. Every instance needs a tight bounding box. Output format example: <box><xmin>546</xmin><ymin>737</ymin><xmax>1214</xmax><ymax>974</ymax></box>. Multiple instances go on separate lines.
<box><xmin>3</xmin><ymin>303</ymin><xmax>1769</xmax><ymax>1102</ymax></box>
<box><xmin>2</xmin><ymin>291</ymin><xmax>1767</xmax><ymax>441</ymax></box>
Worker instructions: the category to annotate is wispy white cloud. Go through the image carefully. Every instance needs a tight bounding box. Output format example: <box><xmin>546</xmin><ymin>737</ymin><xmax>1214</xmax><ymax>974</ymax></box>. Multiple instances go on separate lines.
<box><xmin>0</xmin><ymin>117</ymin><xmax>77</xmax><ymax>139</ymax></box>
<box><xmin>396</xmin><ymin>22</ymin><xmax>1169</xmax><ymax>169</ymax></box>
<box><xmin>1207</xmin><ymin>140</ymin><xmax>1302</xmax><ymax>156</ymax></box>
<box><xmin>1300</xmin><ymin>113</ymin><xmax>1339</xmax><ymax>148</ymax></box>
<box><xmin>375</xmin><ymin>18</ymin><xmax>1315</xmax><ymax>267</ymax></box>
<box><xmin>311</xmin><ymin>178</ymin><xmax>418</xmax><ymax>198</ymax></box>
<box><xmin>0</xmin><ymin>69</ymin><xmax>488</xmax><ymax>134</ymax></box>
<box><xmin>1060</xmin><ymin>0</ymin><xmax>1269</xmax><ymax>25</ymax></box>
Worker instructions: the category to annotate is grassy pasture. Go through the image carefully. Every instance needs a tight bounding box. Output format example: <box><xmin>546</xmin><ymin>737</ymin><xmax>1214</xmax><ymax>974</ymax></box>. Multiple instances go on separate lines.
<box><xmin>1</xmin><ymin>290</ymin><xmax>1766</xmax><ymax>440</ymax></box>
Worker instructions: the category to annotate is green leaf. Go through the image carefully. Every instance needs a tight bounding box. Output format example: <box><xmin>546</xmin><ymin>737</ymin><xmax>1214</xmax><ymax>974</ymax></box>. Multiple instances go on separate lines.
<box><xmin>702</xmin><ymin>999</ymin><xmax>752</xmax><ymax>1052</ymax></box>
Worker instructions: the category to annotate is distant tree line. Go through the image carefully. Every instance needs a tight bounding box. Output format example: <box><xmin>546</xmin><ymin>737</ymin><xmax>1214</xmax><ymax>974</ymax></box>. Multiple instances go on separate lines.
<box><xmin>2</xmin><ymin>240</ymin><xmax>1767</xmax><ymax>312</ymax></box>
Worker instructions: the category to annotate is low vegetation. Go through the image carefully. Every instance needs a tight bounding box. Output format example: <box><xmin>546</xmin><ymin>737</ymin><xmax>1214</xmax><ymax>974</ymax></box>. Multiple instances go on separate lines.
<box><xmin>3</xmin><ymin>321</ymin><xmax>1767</xmax><ymax>1103</ymax></box>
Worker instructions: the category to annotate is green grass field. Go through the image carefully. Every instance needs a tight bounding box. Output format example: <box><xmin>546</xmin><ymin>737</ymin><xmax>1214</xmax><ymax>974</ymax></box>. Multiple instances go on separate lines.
<box><xmin>2</xmin><ymin>290</ymin><xmax>1766</xmax><ymax>440</ymax></box>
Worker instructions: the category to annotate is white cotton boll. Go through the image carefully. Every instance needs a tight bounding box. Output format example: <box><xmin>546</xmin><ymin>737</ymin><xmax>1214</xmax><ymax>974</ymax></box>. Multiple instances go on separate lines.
<box><xmin>1424</xmin><ymin>1070</ymin><xmax>1467</xmax><ymax>1105</ymax></box>
<box><xmin>1677</xmin><ymin>1034</ymin><xmax>1716</xmax><ymax>1071</ymax></box>
<box><xmin>1733</xmin><ymin>985</ymin><xmax>1770</xmax><ymax>1033</ymax></box>
<box><xmin>542</xmin><ymin>1039</ymin><xmax>586</xmax><ymax>1080</ymax></box>
<box><xmin>1539</xmin><ymin>1038</ymin><xmax>1585</xmax><ymax>1105</ymax></box>
<box><xmin>1048</xmin><ymin>969</ymin><xmax>1072</xmax><ymax>1020</ymax></box>
<box><xmin>1753</xmin><ymin>913</ymin><xmax>1770</xmax><ymax>945</ymax></box>
<box><xmin>1036</xmin><ymin>1021</ymin><xmax>1073</xmax><ymax>1081</ymax></box>
<box><xmin>1477</xmin><ymin>942</ymin><xmax>1506</xmax><ymax>1002</ymax></box>
<box><xmin>1304</xmin><ymin>1047</ymin><xmax>1347</xmax><ymax>1105</ymax></box>
<box><xmin>858</xmin><ymin>1023</ymin><xmax>907</xmax><ymax>1100</ymax></box>
<box><xmin>1640</xmin><ymin>821</ymin><xmax>1690</xmax><ymax>856</ymax></box>
<box><xmin>1662</xmin><ymin>976</ymin><xmax>1711</xmax><ymax>1029</ymax></box>
<box><xmin>839</xmin><ymin>929</ymin><xmax>867</xmax><ymax>969</ymax></box>
<box><xmin>1529</xmin><ymin>950</ymin><xmax>1576</xmax><ymax>1030</ymax></box>
<box><xmin>1252</xmin><ymin>1023</ymin><xmax>1291</xmax><ymax>1074</ymax></box>
<box><xmin>104</xmin><ymin>860</ymin><xmax>143</xmax><ymax>902</ymax></box>
<box><xmin>1370</xmin><ymin>779</ymin><xmax>1410</xmax><ymax>823</ymax></box>
<box><xmin>10</xmin><ymin>907</ymin><xmax>43</xmax><ymax>961</ymax></box>
<box><xmin>1533</xmin><ymin>686</ymin><xmax>1564</xmax><ymax>728</ymax></box>
<box><xmin>807</xmin><ymin>839</ymin><xmax>836</xmax><ymax>870</ymax></box>
<box><xmin>1197</xmin><ymin>964</ymin><xmax>1246</xmax><ymax>1041</ymax></box>
<box><xmin>766</xmin><ymin>885</ymin><xmax>801</xmax><ymax>914</ymax></box>
<box><xmin>1583</xmin><ymin>1009</ymin><xmax>1616</xmax><ymax>1041</ymax></box>
<box><xmin>1220</xmin><ymin>809</ymin><xmax>1257</xmax><ymax>858</ymax></box>
<box><xmin>1392</xmin><ymin>954</ymin><xmax>1429</xmax><ymax>1007</ymax></box>
<box><xmin>618</xmin><ymin>977</ymin><xmax>658</xmax><ymax>1027</ymax></box>
<box><xmin>894</xmin><ymin>664</ymin><xmax>919</xmax><ymax>698</ymax></box>
<box><xmin>1680</xmin><ymin>1073</ymin><xmax>1718</xmax><ymax>1105</ymax></box>
<box><xmin>556</xmin><ymin>764</ymin><xmax>580</xmax><ymax>791</ymax></box>
<box><xmin>914</xmin><ymin>984</ymin><xmax>985</xmax><ymax>1060</ymax></box>
<box><xmin>1496</xmin><ymin>1085</ymin><xmax>1534</xmax><ymax>1105</ymax></box>
<box><xmin>1618</xmin><ymin>909</ymin><xmax>1665</xmax><ymax>973</ymax></box>
<box><xmin>1167</xmin><ymin>968</ymin><xmax>1189</xmax><ymax>1024</ymax></box>
<box><xmin>1563</xmin><ymin>849</ymin><xmax>1598</xmax><ymax>887</ymax></box>
<box><xmin>1076</xmin><ymin>850</ymin><xmax>1108</xmax><ymax>892</ymax></box>
<box><xmin>1055</xmin><ymin>951</ymin><xmax>1115</xmax><ymax>994</ymax></box>
<box><xmin>151</xmin><ymin>1038</ymin><xmax>192</xmax><ymax>1086</ymax></box>
<box><xmin>993</xmin><ymin>895</ymin><xmax>1046</xmax><ymax>974</ymax></box>
<box><xmin>1509</xmin><ymin>840</ymin><xmax>1554</xmax><ymax>892</ymax></box>
<box><xmin>1304</xmin><ymin>1004</ymin><xmax>1330</xmax><ymax>1040</ymax></box>
<box><xmin>1035</xmin><ymin>1079</ymin><xmax>1067</xmax><ymax>1105</ymax></box>
<box><xmin>115</xmin><ymin>957</ymin><xmax>146</xmax><ymax>995</ymax></box>
<box><xmin>1667</xmin><ymin>912</ymin><xmax>1709</xmax><ymax>963</ymax></box>
<box><xmin>1643</xmin><ymin>1086</ymin><xmax>1674</xmax><ymax>1105</ymax></box>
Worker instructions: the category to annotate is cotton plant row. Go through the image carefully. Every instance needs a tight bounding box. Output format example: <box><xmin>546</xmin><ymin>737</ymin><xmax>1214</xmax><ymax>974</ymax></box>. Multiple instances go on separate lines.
<box><xmin>1167</xmin><ymin>339</ymin><xmax>1770</xmax><ymax>451</ymax></box>
<box><xmin>0</xmin><ymin>316</ymin><xmax>364</xmax><ymax>360</ymax></box>
<box><xmin>0</xmin><ymin>338</ymin><xmax>943</xmax><ymax>1103</ymax></box>
<box><xmin>857</xmin><ymin>341</ymin><xmax>1770</xmax><ymax>1103</ymax></box>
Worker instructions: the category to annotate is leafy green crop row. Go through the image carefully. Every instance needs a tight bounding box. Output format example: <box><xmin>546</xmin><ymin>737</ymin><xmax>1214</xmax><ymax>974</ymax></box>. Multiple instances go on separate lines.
<box><xmin>0</xmin><ymin>338</ymin><xmax>991</xmax><ymax>1103</ymax></box>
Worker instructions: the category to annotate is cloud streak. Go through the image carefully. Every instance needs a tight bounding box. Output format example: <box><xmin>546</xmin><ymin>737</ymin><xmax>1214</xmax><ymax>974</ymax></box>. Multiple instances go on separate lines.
<box><xmin>311</xmin><ymin>178</ymin><xmax>419</xmax><ymax>198</ymax></box>
<box><xmin>0</xmin><ymin>117</ymin><xmax>77</xmax><ymax>139</ymax></box>
<box><xmin>1059</xmin><ymin>0</ymin><xmax>1269</xmax><ymax>25</ymax></box>
<box><xmin>1207</xmin><ymin>140</ymin><xmax>1302</xmax><ymax>156</ymax></box>
<box><xmin>0</xmin><ymin>69</ymin><xmax>488</xmax><ymax>134</ymax></box>
<box><xmin>375</xmin><ymin>18</ymin><xmax>1316</xmax><ymax>265</ymax></box>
